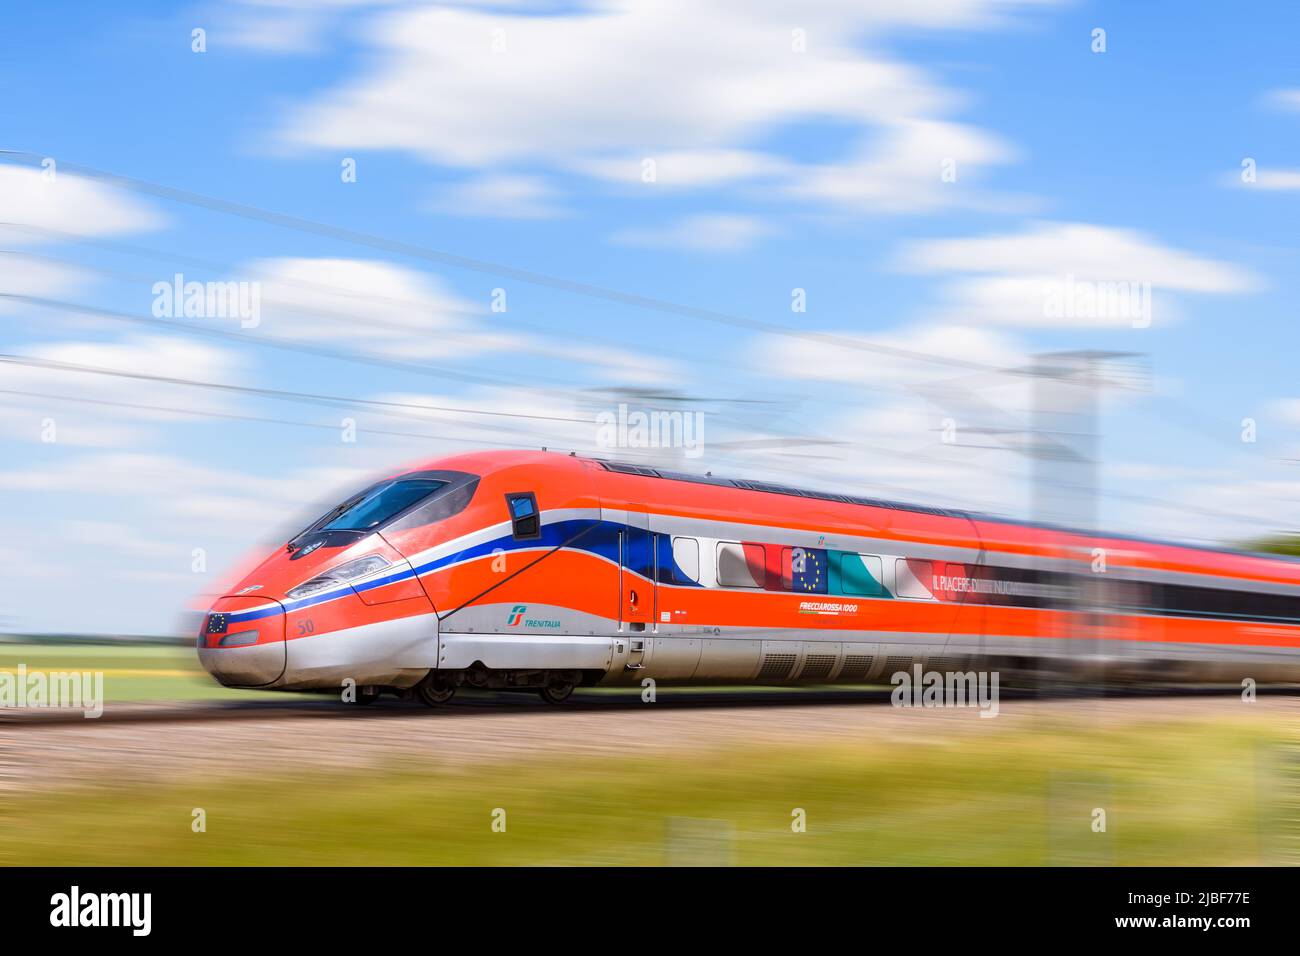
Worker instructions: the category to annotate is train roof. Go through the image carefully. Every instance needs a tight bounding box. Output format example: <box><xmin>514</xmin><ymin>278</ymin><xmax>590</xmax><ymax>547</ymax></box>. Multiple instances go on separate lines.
<box><xmin>393</xmin><ymin>449</ymin><xmax>1299</xmax><ymax>574</ymax></box>
<box><xmin>588</xmin><ymin>456</ymin><xmax>1300</xmax><ymax>569</ymax></box>
<box><xmin>595</xmin><ymin>458</ymin><xmax>969</xmax><ymax>518</ymax></box>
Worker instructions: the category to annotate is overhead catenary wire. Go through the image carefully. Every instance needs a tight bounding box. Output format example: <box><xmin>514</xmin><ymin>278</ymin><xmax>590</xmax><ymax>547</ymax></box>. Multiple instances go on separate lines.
<box><xmin>0</xmin><ymin>234</ymin><xmax>796</xmax><ymax>401</ymax></box>
<box><xmin>0</xmin><ymin>349</ymin><xmax>850</xmax><ymax>454</ymax></box>
<box><xmin>0</xmin><ymin>151</ymin><xmax>1052</xmax><ymax>378</ymax></box>
<box><xmin>0</xmin><ymin>351</ymin><xmax>593</xmax><ymax>427</ymax></box>
<box><xmin>0</xmin><ymin>383</ymin><xmax>1021</xmax><ymax>516</ymax></box>
<box><xmin>0</xmin><ymin>290</ymin><xmax>609</xmax><ymax>395</ymax></box>
<box><xmin>0</xmin><ymin>361</ymin><xmax>1281</xmax><ymax>533</ymax></box>
<box><xmin>0</xmin><ymin>387</ymin><xmax>584</xmax><ymax>450</ymax></box>
<box><xmin>1</xmin><ymin>152</ymin><xmax>1290</xmax><ymax>538</ymax></box>
<box><xmin>2</xmin><ymin>237</ymin><xmax>1282</xmax><ymax>466</ymax></box>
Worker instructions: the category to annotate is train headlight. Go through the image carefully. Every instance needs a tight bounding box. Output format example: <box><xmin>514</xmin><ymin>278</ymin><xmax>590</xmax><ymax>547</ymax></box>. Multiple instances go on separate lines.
<box><xmin>287</xmin><ymin>554</ymin><xmax>392</xmax><ymax>600</ymax></box>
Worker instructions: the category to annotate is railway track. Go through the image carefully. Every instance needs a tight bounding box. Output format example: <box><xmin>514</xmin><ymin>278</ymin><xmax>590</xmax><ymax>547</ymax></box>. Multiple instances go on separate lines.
<box><xmin>1</xmin><ymin>683</ymin><xmax>1294</xmax><ymax>727</ymax></box>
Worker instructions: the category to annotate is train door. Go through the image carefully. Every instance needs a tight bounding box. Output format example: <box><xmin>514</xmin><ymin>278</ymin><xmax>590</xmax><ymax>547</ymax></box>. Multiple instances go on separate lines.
<box><xmin>619</xmin><ymin>511</ymin><xmax>655</xmax><ymax>633</ymax></box>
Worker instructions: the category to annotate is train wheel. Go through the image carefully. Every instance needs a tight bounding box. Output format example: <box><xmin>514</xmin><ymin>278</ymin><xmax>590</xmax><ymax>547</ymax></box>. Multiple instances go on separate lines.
<box><xmin>538</xmin><ymin>680</ymin><xmax>575</xmax><ymax>705</ymax></box>
<box><xmin>415</xmin><ymin>674</ymin><xmax>456</xmax><ymax>707</ymax></box>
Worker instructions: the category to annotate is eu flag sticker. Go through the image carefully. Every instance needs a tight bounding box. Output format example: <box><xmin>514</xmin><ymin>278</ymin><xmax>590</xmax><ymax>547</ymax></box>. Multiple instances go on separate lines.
<box><xmin>789</xmin><ymin>547</ymin><xmax>828</xmax><ymax>594</ymax></box>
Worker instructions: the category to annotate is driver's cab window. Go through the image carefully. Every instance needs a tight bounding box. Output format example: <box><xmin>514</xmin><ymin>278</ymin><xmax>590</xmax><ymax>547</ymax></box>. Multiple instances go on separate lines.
<box><xmin>505</xmin><ymin>492</ymin><xmax>540</xmax><ymax>539</ymax></box>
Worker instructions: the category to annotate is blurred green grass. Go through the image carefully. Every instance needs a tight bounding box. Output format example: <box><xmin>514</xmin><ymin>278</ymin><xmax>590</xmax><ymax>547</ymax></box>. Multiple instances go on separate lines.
<box><xmin>2</xmin><ymin>711</ymin><xmax>1290</xmax><ymax>865</ymax></box>
<box><xmin>0</xmin><ymin>642</ymin><xmax>881</xmax><ymax>704</ymax></box>
<box><xmin>0</xmin><ymin>642</ymin><xmax>265</xmax><ymax>701</ymax></box>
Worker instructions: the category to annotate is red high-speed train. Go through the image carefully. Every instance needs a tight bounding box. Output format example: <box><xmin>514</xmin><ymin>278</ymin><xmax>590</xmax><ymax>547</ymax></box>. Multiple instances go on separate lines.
<box><xmin>198</xmin><ymin>449</ymin><xmax>1300</xmax><ymax>704</ymax></box>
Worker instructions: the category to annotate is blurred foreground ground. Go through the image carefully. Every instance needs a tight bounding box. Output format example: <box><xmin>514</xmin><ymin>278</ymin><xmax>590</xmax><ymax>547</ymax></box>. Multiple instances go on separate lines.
<box><xmin>0</xmin><ymin>641</ymin><xmax>265</xmax><ymax>702</ymax></box>
<box><xmin>0</xmin><ymin>643</ymin><xmax>1295</xmax><ymax>865</ymax></box>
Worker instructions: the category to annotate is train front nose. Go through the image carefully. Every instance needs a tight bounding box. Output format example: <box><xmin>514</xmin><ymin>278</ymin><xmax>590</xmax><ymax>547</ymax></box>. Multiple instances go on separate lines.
<box><xmin>198</xmin><ymin>595</ymin><xmax>287</xmax><ymax>687</ymax></box>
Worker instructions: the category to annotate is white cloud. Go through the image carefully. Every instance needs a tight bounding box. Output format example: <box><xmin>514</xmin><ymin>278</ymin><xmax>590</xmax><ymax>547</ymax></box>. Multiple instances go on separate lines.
<box><xmin>578</xmin><ymin>149</ymin><xmax>792</xmax><ymax>188</ymax></box>
<box><xmin>248</xmin><ymin>256</ymin><xmax>508</xmax><ymax>359</ymax></box>
<box><xmin>0</xmin><ymin>335</ymin><xmax>245</xmax><ymax>446</ymax></box>
<box><xmin>738</xmin><ymin>320</ymin><xmax>1213</xmax><ymax>523</ymax></box>
<box><xmin>530</xmin><ymin>342</ymin><xmax>677</xmax><ymax>388</ymax></box>
<box><xmin>245</xmin><ymin>256</ymin><xmax>679</xmax><ymax>384</ymax></box>
<box><xmin>752</xmin><ymin>322</ymin><xmax>1024</xmax><ymax>384</ymax></box>
<box><xmin>0</xmin><ymin>449</ymin><xmax>381</xmax><ymax>553</ymax></box>
<box><xmin>0</xmin><ymin>447</ymin><xmax>388</xmax><ymax>632</ymax></box>
<box><xmin>0</xmin><ymin>167</ymin><xmax>164</xmax><ymax>243</ymax></box>
<box><xmin>742</xmin><ymin>320</ymin><xmax>1045</xmax><ymax>513</ymax></box>
<box><xmin>0</xmin><ymin>167</ymin><xmax>165</xmax><ymax>315</ymax></box>
<box><xmin>0</xmin><ymin>252</ymin><xmax>91</xmax><ymax>311</ymax></box>
<box><xmin>897</xmin><ymin>221</ymin><xmax>1258</xmax><ymax>328</ymax></box>
<box><xmin>785</xmin><ymin>119</ymin><xmax>1015</xmax><ymax>213</ymax></box>
<box><xmin>429</xmin><ymin>173</ymin><xmax>566</xmax><ymax>219</ymax></box>
<box><xmin>210</xmin><ymin>0</ymin><xmax>400</xmax><ymax>54</ymax></box>
<box><xmin>1270</xmin><ymin>397</ymin><xmax>1300</xmax><ymax>429</ymax></box>
<box><xmin>612</xmin><ymin>214</ymin><xmax>773</xmax><ymax>252</ymax></box>
<box><xmin>665</xmin><ymin>388</ymin><xmax>1039</xmax><ymax>517</ymax></box>
<box><xmin>1240</xmin><ymin>168</ymin><xmax>1300</xmax><ymax>191</ymax></box>
<box><xmin>1264</xmin><ymin>88</ymin><xmax>1300</xmax><ymax>111</ymax></box>
<box><xmin>280</xmin><ymin>2</ymin><xmax>933</xmax><ymax>162</ymax></box>
<box><xmin>273</xmin><ymin>0</ymin><xmax>1061</xmax><ymax>221</ymax></box>
<box><xmin>903</xmin><ymin>222</ymin><xmax>1255</xmax><ymax>291</ymax></box>
<box><xmin>61</xmin><ymin>520</ymin><xmax>181</xmax><ymax>560</ymax></box>
<box><xmin>373</xmin><ymin>387</ymin><xmax>594</xmax><ymax>450</ymax></box>
<box><xmin>1136</xmin><ymin>476</ymin><xmax>1300</xmax><ymax>545</ymax></box>
<box><xmin>1102</xmin><ymin>461</ymin><xmax>1228</xmax><ymax>484</ymax></box>
<box><xmin>244</xmin><ymin>257</ymin><xmax>676</xmax><ymax>385</ymax></box>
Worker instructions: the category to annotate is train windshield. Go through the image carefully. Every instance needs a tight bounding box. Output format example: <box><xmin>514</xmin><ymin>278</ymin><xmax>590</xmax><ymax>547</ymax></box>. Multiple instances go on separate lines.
<box><xmin>287</xmin><ymin>470</ymin><xmax>479</xmax><ymax>555</ymax></box>
<box><xmin>318</xmin><ymin>478</ymin><xmax>449</xmax><ymax>532</ymax></box>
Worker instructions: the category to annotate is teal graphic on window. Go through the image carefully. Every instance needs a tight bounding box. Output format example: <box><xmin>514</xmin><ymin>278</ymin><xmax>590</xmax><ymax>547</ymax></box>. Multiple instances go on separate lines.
<box><xmin>837</xmin><ymin>553</ymin><xmax>883</xmax><ymax>597</ymax></box>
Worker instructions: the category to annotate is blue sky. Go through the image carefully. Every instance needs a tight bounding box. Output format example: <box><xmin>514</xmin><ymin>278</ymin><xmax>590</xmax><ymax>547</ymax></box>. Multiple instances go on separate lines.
<box><xmin>1</xmin><ymin>0</ymin><xmax>1298</xmax><ymax>634</ymax></box>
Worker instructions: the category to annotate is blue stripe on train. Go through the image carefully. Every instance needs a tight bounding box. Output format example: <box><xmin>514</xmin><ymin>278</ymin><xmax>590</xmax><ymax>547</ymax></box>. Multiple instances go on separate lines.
<box><xmin>220</xmin><ymin>517</ymin><xmax>698</xmax><ymax>625</ymax></box>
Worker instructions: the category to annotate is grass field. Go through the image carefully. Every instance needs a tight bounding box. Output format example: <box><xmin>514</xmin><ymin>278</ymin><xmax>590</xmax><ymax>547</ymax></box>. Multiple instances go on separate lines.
<box><xmin>0</xmin><ymin>642</ymin><xmax>265</xmax><ymax>702</ymax></box>
<box><xmin>3</xmin><ymin>711</ymin><xmax>1294</xmax><ymax>865</ymax></box>
<box><xmin>0</xmin><ymin>642</ymin><xmax>881</xmax><ymax>705</ymax></box>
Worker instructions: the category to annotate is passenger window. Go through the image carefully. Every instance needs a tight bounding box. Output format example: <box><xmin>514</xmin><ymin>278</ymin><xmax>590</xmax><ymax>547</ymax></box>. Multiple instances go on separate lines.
<box><xmin>504</xmin><ymin>492</ymin><xmax>540</xmax><ymax>539</ymax></box>
<box><xmin>717</xmin><ymin>541</ymin><xmax>766</xmax><ymax>588</ymax></box>
<box><xmin>839</xmin><ymin>553</ymin><xmax>883</xmax><ymax>596</ymax></box>
<box><xmin>672</xmin><ymin>536</ymin><xmax>700</xmax><ymax>584</ymax></box>
<box><xmin>895</xmin><ymin>558</ymin><xmax>935</xmax><ymax>600</ymax></box>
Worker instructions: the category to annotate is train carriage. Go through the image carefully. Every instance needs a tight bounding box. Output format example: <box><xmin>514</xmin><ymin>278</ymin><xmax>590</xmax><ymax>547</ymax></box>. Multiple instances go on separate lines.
<box><xmin>198</xmin><ymin>449</ymin><xmax>1300</xmax><ymax>704</ymax></box>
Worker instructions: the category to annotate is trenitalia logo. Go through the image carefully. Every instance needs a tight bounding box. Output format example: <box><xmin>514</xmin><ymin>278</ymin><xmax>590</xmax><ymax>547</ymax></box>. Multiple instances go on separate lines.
<box><xmin>505</xmin><ymin>605</ymin><xmax>561</xmax><ymax>629</ymax></box>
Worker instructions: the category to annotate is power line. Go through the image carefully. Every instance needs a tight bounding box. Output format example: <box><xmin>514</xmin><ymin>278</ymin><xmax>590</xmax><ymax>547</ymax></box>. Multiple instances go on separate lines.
<box><xmin>0</xmin><ymin>388</ymin><xmax>579</xmax><ymax>450</ymax></box>
<box><xmin>0</xmin><ymin>154</ymin><xmax>1285</xmax><ymax>536</ymax></box>
<box><xmin>0</xmin><ymin>290</ymin><xmax>599</xmax><ymax>395</ymax></box>
<box><xmin>0</xmin><ymin>351</ymin><xmax>592</xmax><ymax>427</ymax></box>
<box><xmin>0</xmin><ymin>351</ymin><xmax>1279</xmax><ymax>530</ymax></box>
<box><xmin>0</xmin><ymin>286</ymin><xmax>873</xmax><ymax>452</ymax></box>
<box><xmin>0</xmin><ymin>350</ymin><xmax>846</xmax><ymax>455</ymax></box>
<box><xmin>0</xmin><ymin>355</ymin><xmax>1279</xmax><ymax>532</ymax></box>
<box><xmin>0</xmin><ymin>381</ymin><xmax>1015</xmax><ymax>516</ymax></box>
<box><xmin>0</xmin><ymin>151</ymin><xmax>1033</xmax><ymax>377</ymax></box>
<box><xmin>0</xmin><ymin>232</ymin><xmax>785</xmax><ymax>396</ymax></box>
